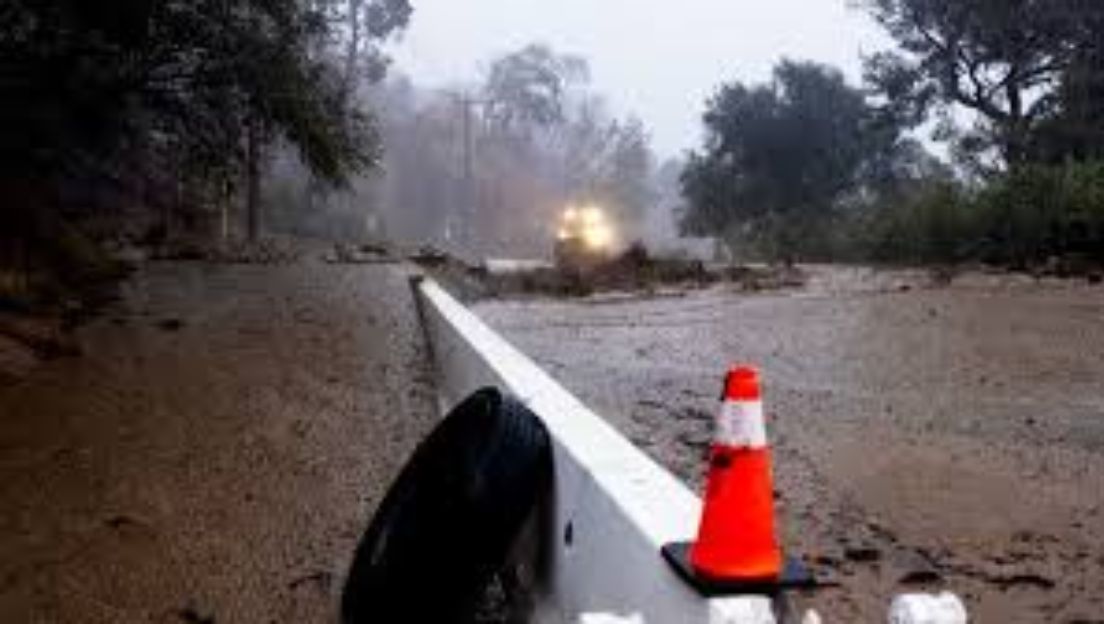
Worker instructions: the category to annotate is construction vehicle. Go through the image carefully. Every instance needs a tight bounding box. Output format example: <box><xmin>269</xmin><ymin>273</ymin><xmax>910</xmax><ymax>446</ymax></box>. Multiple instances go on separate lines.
<box><xmin>553</xmin><ymin>205</ymin><xmax>616</xmax><ymax>271</ymax></box>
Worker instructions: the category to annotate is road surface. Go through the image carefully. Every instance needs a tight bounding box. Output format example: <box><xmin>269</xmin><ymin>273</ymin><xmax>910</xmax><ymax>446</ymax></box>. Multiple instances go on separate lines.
<box><xmin>0</xmin><ymin>260</ymin><xmax>437</xmax><ymax>622</ymax></box>
<box><xmin>475</xmin><ymin>266</ymin><xmax>1104</xmax><ymax>623</ymax></box>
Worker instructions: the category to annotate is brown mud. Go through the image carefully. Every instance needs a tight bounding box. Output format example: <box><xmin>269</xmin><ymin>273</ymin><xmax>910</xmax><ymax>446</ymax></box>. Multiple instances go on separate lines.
<box><xmin>0</xmin><ymin>260</ymin><xmax>437</xmax><ymax>622</ymax></box>
<box><xmin>475</xmin><ymin>265</ymin><xmax>1104</xmax><ymax>623</ymax></box>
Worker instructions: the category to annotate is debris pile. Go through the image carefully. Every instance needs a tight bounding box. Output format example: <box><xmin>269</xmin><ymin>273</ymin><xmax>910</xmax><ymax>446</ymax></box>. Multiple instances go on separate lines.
<box><xmin>324</xmin><ymin>242</ymin><xmax>397</xmax><ymax>264</ymax></box>
<box><xmin>413</xmin><ymin>242</ymin><xmax>807</xmax><ymax>300</ymax></box>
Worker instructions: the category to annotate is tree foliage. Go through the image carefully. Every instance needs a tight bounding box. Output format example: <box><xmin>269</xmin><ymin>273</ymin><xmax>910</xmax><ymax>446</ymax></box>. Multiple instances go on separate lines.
<box><xmin>680</xmin><ymin>61</ymin><xmax>907</xmax><ymax>257</ymax></box>
<box><xmin>856</xmin><ymin>162</ymin><xmax>1104</xmax><ymax>267</ymax></box>
<box><xmin>483</xmin><ymin>44</ymin><xmax>589</xmax><ymax>135</ymax></box>
<box><xmin>863</xmin><ymin>0</ymin><xmax>1104</xmax><ymax>166</ymax></box>
<box><xmin>1</xmin><ymin>0</ymin><xmax>410</xmax><ymax>224</ymax></box>
<box><xmin>675</xmin><ymin>4</ymin><xmax>1104</xmax><ymax>268</ymax></box>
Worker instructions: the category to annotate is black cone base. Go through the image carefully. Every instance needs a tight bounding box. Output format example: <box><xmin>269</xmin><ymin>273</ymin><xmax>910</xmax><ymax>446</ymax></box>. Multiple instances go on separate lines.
<box><xmin>661</xmin><ymin>541</ymin><xmax>816</xmax><ymax>597</ymax></box>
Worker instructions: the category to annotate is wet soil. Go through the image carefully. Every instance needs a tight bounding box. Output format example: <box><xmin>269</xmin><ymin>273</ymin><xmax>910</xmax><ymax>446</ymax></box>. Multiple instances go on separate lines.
<box><xmin>474</xmin><ymin>265</ymin><xmax>1104</xmax><ymax>623</ymax></box>
<box><xmin>0</xmin><ymin>260</ymin><xmax>437</xmax><ymax>622</ymax></box>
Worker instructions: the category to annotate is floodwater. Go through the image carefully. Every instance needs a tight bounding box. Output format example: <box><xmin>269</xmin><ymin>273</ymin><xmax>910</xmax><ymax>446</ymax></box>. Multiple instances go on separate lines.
<box><xmin>475</xmin><ymin>266</ymin><xmax>1104</xmax><ymax>622</ymax></box>
<box><xmin>0</xmin><ymin>261</ymin><xmax>437</xmax><ymax>622</ymax></box>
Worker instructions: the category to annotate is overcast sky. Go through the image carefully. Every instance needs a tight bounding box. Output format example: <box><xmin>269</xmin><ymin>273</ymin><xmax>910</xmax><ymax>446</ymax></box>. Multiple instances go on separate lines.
<box><xmin>387</xmin><ymin>0</ymin><xmax>891</xmax><ymax>159</ymax></box>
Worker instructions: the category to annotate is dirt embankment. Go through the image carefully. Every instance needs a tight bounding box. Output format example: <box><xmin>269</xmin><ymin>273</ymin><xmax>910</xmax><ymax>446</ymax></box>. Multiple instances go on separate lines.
<box><xmin>0</xmin><ymin>259</ymin><xmax>437</xmax><ymax>622</ymax></box>
<box><xmin>475</xmin><ymin>265</ymin><xmax>1104</xmax><ymax>623</ymax></box>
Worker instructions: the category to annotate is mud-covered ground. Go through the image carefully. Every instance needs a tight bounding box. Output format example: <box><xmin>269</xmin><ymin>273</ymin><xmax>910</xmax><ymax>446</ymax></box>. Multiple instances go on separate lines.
<box><xmin>475</xmin><ymin>266</ymin><xmax>1104</xmax><ymax>623</ymax></box>
<box><xmin>0</xmin><ymin>260</ymin><xmax>437</xmax><ymax>622</ymax></box>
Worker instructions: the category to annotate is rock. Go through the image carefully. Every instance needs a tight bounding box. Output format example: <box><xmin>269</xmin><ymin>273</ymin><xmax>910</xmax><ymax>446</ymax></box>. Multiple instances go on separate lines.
<box><xmin>675</xmin><ymin>427</ymin><xmax>710</xmax><ymax>449</ymax></box>
<box><xmin>410</xmin><ymin>245</ymin><xmax>448</xmax><ymax>266</ymax></box>
<box><xmin>359</xmin><ymin>242</ymin><xmax>390</xmax><ymax>256</ymax></box>
<box><xmin>679</xmin><ymin>406</ymin><xmax>713</xmax><ymax>422</ymax></box>
<box><xmin>898</xmin><ymin>569</ymin><xmax>943</xmax><ymax>585</ymax></box>
<box><xmin>287</xmin><ymin>570</ymin><xmax>333</xmax><ymax>592</ymax></box>
<box><xmin>175</xmin><ymin>606</ymin><xmax>215</xmax><ymax>624</ymax></box>
<box><xmin>105</xmin><ymin>514</ymin><xmax>137</xmax><ymax>529</ymax></box>
<box><xmin>0</xmin><ymin>314</ymin><xmax>81</xmax><ymax>358</ymax></box>
<box><xmin>844</xmin><ymin>546</ymin><xmax>882</xmax><ymax>563</ymax></box>
<box><xmin>990</xmin><ymin>572</ymin><xmax>1055</xmax><ymax>590</ymax></box>
<box><xmin>331</xmin><ymin>242</ymin><xmax>393</xmax><ymax>264</ymax></box>
<box><xmin>158</xmin><ymin>318</ymin><xmax>184</xmax><ymax>331</ymax></box>
<box><xmin>889</xmin><ymin>593</ymin><xmax>967</xmax><ymax>624</ymax></box>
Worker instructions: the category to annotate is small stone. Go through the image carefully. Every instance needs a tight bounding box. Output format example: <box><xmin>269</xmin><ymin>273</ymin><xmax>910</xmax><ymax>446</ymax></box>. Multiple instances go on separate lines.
<box><xmin>176</xmin><ymin>606</ymin><xmax>215</xmax><ymax>624</ymax></box>
<box><xmin>898</xmin><ymin>569</ymin><xmax>943</xmax><ymax>585</ymax></box>
<box><xmin>844</xmin><ymin>546</ymin><xmax>882</xmax><ymax>563</ymax></box>
<box><xmin>158</xmin><ymin>318</ymin><xmax>184</xmax><ymax>331</ymax></box>
<box><xmin>993</xmin><ymin>572</ymin><xmax>1055</xmax><ymax>590</ymax></box>
<box><xmin>676</xmin><ymin>428</ymin><xmax>710</xmax><ymax>449</ymax></box>
<box><xmin>105</xmin><ymin>514</ymin><xmax>136</xmax><ymax>529</ymax></box>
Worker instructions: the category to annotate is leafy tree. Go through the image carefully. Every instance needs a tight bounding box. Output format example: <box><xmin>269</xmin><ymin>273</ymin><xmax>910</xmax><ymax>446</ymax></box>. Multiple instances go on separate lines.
<box><xmin>483</xmin><ymin>44</ymin><xmax>589</xmax><ymax>137</ymax></box>
<box><xmin>680</xmin><ymin>61</ymin><xmax>894</xmax><ymax>258</ymax></box>
<box><xmin>556</xmin><ymin>98</ymin><xmax>655</xmax><ymax>225</ymax></box>
<box><xmin>1</xmin><ymin>0</ymin><xmax>410</xmax><ymax>243</ymax></box>
<box><xmin>1030</xmin><ymin>8</ymin><xmax>1104</xmax><ymax>163</ymax></box>
<box><xmin>863</xmin><ymin>0</ymin><xmax>1103</xmax><ymax>166</ymax></box>
<box><xmin>597</xmin><ymin>117</ymin><xmax>656</xmax><ymax>225</ymax></box>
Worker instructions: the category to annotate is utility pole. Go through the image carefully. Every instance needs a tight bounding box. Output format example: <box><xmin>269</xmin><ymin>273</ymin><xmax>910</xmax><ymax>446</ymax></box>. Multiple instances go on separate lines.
<box><xmin>460</xmin><ymin>93</ymin><xmax>475</xmax><ymax>251</ymax></box>
<box><xmin>443</xmin><ymin>90</ymin><xmax>484</xmax><ymax>255</ymax></box>
<box><xmin>246</xmin><ymin>114</ymin><xmax>260</xmax><ymax>242</ymax></box>
<box><xmin>245</xmin><ymin>1</ymin><xmax>261</xmax><ymax>242</ymax></box>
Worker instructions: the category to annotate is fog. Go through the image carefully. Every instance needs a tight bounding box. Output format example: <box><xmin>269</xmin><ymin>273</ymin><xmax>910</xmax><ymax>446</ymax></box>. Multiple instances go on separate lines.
<box><xmin>388</xmin><ymin>0</ymin><xmax>890</xmax><ymax>157</ymax></box>
<box><xmin>262</xmin><ymin>2</ymin><xmax>894</xmax><ymax>259</ymax></box>
<box><xmin>269</xmin><ymin>44</ymin><xmax>688</xmax><ymax>259</ymax></box>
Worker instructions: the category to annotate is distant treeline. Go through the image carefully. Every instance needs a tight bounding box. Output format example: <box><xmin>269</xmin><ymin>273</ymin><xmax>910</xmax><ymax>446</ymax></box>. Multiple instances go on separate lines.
<box><xmin>267</xmin><ymin>44</ymin><xmax>664</xmax><ymax>257</ymax></box>
<box><xmin>680</xmin><ymin>0</ymin><xmax>1104</xmax><ymax>271</ymax></box>
<box><xmin>2</xmin><ymin>1</ymin><xmax>669</xmax><ymax>310</ymax></box>
<box><xmin>1</xmin><ymin>0</ymin><xmax>411</xmax><ymax>307</ymax></box>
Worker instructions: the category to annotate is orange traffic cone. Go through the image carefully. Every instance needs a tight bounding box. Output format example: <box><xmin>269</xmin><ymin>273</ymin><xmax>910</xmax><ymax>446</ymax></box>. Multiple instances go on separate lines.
<box><xmin>689</xmin><ymin>365</ymin><xmax>782</xmax><ymax>581</ymax></box>
<box><xmin>662</xmin><ymin>365</ymin><xmax>812</xmax><ymax>595</ymax></box>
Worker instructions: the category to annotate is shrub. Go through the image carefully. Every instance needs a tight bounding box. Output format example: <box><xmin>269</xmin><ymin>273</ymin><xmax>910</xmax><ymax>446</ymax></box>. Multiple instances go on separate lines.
<box><xmin>841</xmin><ymin>161</ymin><xmax>1104</xmax><ymax>269</ymax></box>
<box><xmin>972</xmin><ymin>162</ymin><xmax>1104</xmax><ymax>267</ymax></box>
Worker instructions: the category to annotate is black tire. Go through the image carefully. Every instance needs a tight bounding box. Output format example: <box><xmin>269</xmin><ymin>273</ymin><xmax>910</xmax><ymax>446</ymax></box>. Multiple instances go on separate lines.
<box><xmin>341</xmin><ymin>387</ymin><xmax>553</xmax><ymax>623</ymax></box>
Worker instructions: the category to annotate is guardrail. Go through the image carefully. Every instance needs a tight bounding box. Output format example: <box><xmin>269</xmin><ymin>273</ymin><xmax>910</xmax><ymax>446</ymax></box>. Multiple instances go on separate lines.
<box><xmin>412</xmin><ymin>276</ymin><xmax>965</xmax><ymax>624</ymax></box>
<box><xmin>414</xmin><ymin>277</ymin><xmax>777</xmax><ymax>624</ymax></box>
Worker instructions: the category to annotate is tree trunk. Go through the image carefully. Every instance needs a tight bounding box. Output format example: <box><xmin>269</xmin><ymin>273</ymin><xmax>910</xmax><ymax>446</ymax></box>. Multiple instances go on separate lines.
<box><xmin>246</xmin><ymin>115</ymin><xmax>260</xmax><ymax>242</ymax></box>
<box><xmin>1004</xmin><ymin>79</ymin><xmax>1029</xmax><ymax>167</ymax></box>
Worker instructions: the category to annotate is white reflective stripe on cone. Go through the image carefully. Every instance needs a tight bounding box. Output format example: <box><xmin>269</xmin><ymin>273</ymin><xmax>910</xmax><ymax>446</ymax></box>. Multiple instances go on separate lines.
<box><xmin>716</xmin><ymin>400</ymin><xmax>768</xmax><ymax>448</ymax></box>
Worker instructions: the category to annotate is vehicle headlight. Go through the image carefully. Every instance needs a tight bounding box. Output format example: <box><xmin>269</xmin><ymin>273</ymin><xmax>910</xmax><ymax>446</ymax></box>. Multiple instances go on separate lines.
<box><xmin>582</xmin><ymin>222</ymin><xmax>613</xmax><ymax>250</ymax></box>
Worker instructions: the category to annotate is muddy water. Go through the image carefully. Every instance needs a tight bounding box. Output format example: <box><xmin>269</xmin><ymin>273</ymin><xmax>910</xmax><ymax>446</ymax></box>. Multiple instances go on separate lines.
<box><xmin>0</xmin><ymin>261</ymin><xmax>437</xmax><ymax>622</ymax></box>
<box><xmin>475</xmin><ymin>266</ymin><xmax>1104</xmax><ymax>623</ymax></box>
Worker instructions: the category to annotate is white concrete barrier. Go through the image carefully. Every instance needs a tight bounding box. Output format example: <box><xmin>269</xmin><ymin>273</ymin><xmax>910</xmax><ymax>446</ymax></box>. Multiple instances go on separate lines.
<box><xmin>414</xmin><ymin>278</ymin><xmax>776</xmax><ymax>624</ymax></box>
<box><xmin>414</xmin><ymin>278</ymin><xmax>967</xmax><ymax>624</ymax></box>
